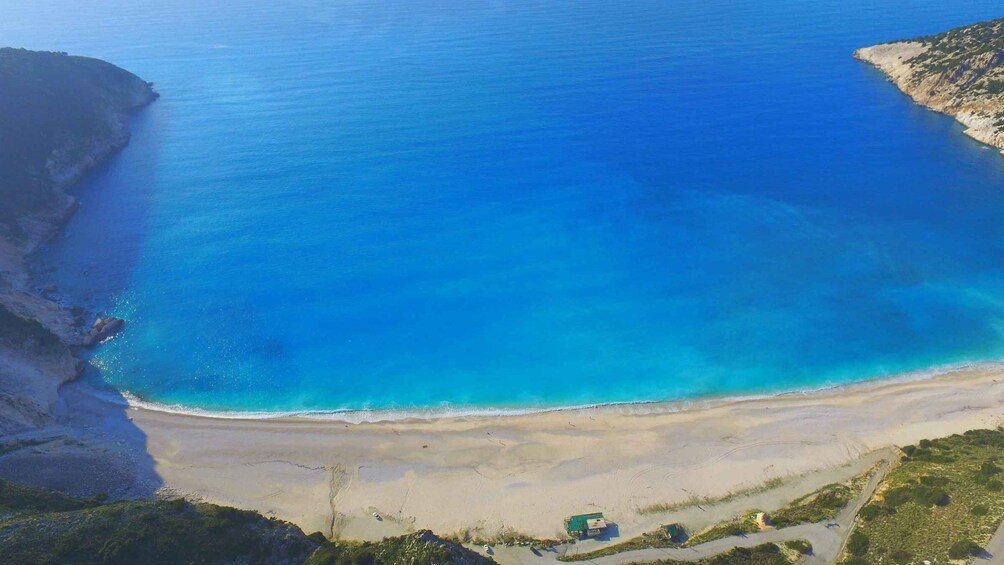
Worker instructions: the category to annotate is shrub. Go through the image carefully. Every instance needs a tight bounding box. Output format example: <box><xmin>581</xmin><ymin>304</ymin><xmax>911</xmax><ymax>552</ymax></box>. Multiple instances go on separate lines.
<box><xmin>889</xmin><ymin>549</ymin><xmax>913</xmax><ymax>564</ymax></box>
<box><xmin>164</xmin><ymin>498</ymin><xmax>188</xmax><ymax>513</ymax></box>
<box><xmin>981</xmin><ymin>461</ymin><xmax>1002</xmax><ymax>476</ymax></box>
<box><xmin>858</xmin><ymin>504</ymin><xmax>883</xmax><ymax>521</ymax></box>
<box><xmin>972</xmin><ymin>504</ymin><xmax>990</xmax><ymax>516</ymax></box>
<box><xmin>97</xmin><ymin>533</ymin><xmax>147</xmax><ymax>563</ymax></box>
<box><xmin>847</xmin><ymin>531</ymin><xmax>869</xmax><ymax>556</ymax></box>
<box><xmin>784</xmin><ymin>540</ymin><xmax>812</xmax><ymax>554</ymax></box>
<box><xmin>727</xmin><ymin>523</ymin><xmax>747</xmax><ymax>536</ymax></box>
<box><xmin>707</xmin><ymin>544</ymin><xmax>783</xmax><ymax>565</ymax></box>
<box><xmin>901</xmin><ymin>445</ymin><xmax>917</xmax><ymax>456</ymax></box>
<box><xmin>770</xmin><ymin>483</ymin><xmax>854</xmax><ymax>527</ymax></box>
<box><xmin>919</xmin><ymin>475</ymin><xmax>949</xmax><ymax>487</ymax></box>
<box><xmin>948</xmin><ymin>539</ymin><xmax>982</xmax><ymax>559</ymax></box>
<box><xmin>308</xmin><ymin>531</ymin><xmax>329</xmax><ymax>543</ymax></box>
<box><xmin>912</xmin><ymin>485</ymin><xmax>949</xmax><ymax>506</ymax></box>
<box><xmin>882</xmin><ymin>487</ymin><xmax>912</xmax><ymax>508</ymax></box>
<box><xmin>913</xmin><ymin>450</ymin><xmax>954</xmax><ymax>463</ymax></box>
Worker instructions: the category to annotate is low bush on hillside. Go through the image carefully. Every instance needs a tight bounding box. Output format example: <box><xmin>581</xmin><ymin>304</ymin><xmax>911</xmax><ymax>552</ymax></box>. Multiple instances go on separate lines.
<box><xmin>841</xmin><ymin>428</ymin><xmax>1004</xmax><ymax>563</ymax></box>
<box><xmin>0</xmin><ymin>479</ymin><xmax>490</xmax><ymax>565</ymax></box>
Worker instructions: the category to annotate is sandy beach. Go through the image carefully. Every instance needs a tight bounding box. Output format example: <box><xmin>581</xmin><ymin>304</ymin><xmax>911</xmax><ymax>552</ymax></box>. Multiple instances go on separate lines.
<box><xmin>30</xmin><ymin>364</ymin><xmax>1000</xmax><ymax>545</ymax></box>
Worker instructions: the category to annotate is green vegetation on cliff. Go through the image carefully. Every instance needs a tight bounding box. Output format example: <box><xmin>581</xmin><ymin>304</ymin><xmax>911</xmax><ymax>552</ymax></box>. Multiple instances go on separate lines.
<box><xmin>857</xmin><ymin>18</ymin><xmax>1004</xmax><ymax>150</ymax></box>
<box><xmin>0</xmin><ymin>479</ymin><xmax>492</xmax><ymax>565</ymax></box>
<box><xmin>306</xmin><ymin>531</ymin><xmax>493</xmax><ymax>565</ymax></box>
<box><xmin>905</xmin><ymin>18</ymin><xmax>1004</xmax><ymax>78</ymax></box>
<box><xmin>0</xmin><ymin>47</ymin><xmax>156</xmax><ymax>237</ymax></box>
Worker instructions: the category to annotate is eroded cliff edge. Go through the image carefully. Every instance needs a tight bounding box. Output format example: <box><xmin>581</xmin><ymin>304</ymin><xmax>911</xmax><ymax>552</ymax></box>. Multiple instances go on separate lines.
<box><xmin>856</xmin><ymin>18</ymin><xmax>1004</xmax><ymax>152</ymax></box>
<box><xmin>0</xmin><ymin>48</ymin><xmax>156</xmax><ymax>433</ymax></box>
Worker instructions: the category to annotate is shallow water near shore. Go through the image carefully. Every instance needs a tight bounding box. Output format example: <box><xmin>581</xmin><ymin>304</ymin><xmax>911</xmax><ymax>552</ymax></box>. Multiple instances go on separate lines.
<box><xmin>8</xmin><ymin>0</ymin><xmax>1004</xmax><ymax>412</ymax></box>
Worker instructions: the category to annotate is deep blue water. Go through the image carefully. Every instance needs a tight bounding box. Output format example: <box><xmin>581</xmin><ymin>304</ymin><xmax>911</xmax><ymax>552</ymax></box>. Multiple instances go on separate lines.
<box><xmin>6</xmin><ymin>0</ymin><xmax>1004</xmax><ymax>412</ymax></box>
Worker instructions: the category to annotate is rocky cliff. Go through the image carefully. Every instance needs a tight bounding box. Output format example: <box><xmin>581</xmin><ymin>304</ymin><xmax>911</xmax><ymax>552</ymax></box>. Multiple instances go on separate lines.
<box><xmin>0</xmin><ymin>48</ymin><xmax>156</xmax><ymax>433</ymax></box>
<box><xmin>855</xmin><ymin>18</ymin><xmax>1004</xmax><ymax>152</ymax></box>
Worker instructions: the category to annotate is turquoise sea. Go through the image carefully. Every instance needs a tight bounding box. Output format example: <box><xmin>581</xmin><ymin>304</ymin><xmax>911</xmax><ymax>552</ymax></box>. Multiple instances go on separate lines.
<box><xmin>6</xmin><ymin>0</ymin><xmax>1004</xmax><ymax>413</ymax></box>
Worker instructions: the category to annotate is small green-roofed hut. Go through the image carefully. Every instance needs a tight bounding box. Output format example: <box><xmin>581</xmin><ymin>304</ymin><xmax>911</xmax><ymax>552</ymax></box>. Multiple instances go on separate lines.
<box><xmin>564</xmin><ymin>513</ymin><xmax>607</xmax><ymax>537</ymax></box>
<box><xmin>665</xmin><ymin>523</ymin><xmax>685</xmax><ymax>542</ymax></box>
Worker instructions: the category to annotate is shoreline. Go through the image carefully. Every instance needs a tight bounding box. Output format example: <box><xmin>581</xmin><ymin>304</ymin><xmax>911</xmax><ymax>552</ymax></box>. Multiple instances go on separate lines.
<box><xmin>99</xmin><ymin>359</ymin><xmax>1004</xmax><ymax>424</ymax></box>
<box><xmin>0</xmin><ymin>50</ymin><xmax>157</xmax><ymax>435</ymax></box>
<box><xmin>54</xmin><ymin>361</ymin><xmax>1001</xmax><ymax>542</ymax></box>
<box><xmin>4</xmin><ymin>34</ymin><xmax>1004</xmax><ymax>551</ymax></box>
<box><xmin>854</xmin><ymin>24</ymin><xmax>1004</xmax><ymax>155</ymax></box>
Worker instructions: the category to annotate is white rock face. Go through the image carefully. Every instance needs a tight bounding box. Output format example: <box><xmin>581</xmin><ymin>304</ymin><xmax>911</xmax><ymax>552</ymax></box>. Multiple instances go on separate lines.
<box><xmin>854</xmin><ymin>41</ymin><xmax>929</xmax><ymax>84</ymax></box>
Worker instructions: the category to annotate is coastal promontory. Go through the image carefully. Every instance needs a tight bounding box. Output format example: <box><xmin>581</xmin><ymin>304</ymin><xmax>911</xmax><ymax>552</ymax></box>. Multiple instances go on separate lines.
<box><xmin>0</xmin><ymin>48</ymin><xmax>155</xmax><ymax>433</ymax></box>
<box><xmin>856</xmin><ymin>18</ymin><xmax>1004</xmax><ymax>152</ymax></box>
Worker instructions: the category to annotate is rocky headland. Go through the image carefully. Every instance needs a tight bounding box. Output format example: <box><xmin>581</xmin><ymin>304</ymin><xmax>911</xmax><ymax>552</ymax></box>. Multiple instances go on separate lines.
<box><xmin>855</xmin><ymin>18</ymin><xmax>1004</xmax><ymax>152</ymax></box>
<box><xmin>0</xmin><ymin>47</ymin><xmax>155</xmax><ymax>433</ymax></box>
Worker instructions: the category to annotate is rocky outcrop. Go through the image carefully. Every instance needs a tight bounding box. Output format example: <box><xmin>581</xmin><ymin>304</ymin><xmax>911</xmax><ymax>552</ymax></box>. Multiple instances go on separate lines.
<box><xmin>0</xmin><ymin>304</ymin><xmax>81</xmax><ymax>433</ymax></box>
<box><xmin>0</xmin><ymin>49</ymin><xmax>156</xmax><ymax>434</ymax></box>
<box><xmin>83</xmin><ymin>316</ymin><xmax>126</xmax><ymax>347</ymax></box>
<box><xmin>855</xmin><ymin>18</ymin><xmax>1004</xmax><ymax>153</ymax></box>
<box><xmin>0</xmin><ymin>48</ymin><xmax>158</xmax><ymax>250</ymax></box>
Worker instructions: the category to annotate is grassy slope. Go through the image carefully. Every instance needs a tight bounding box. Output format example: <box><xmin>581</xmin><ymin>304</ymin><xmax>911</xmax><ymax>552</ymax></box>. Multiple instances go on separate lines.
<box><xmin>0</xmin><ymin>479</ymin><xmax>492</xmax><ymax>565</ymax></box>
<box><xmin>561</xmin><ymin>474</ymin><xmax>862</xmax><ymax>562</ymax></box>
<box><xmin>623</xmin><ymin>543</ymin><xmax>793</xmax><ymax>565</ymax></box>
<box><xmin>840</xmin><ymin>429</ymin><xmax>1004</xmax><ymax>564</ymax></box>
<box><xmin>306</xmin><ymin>531</ymin><xmax>494</xmax><ymax>565</ymax></box>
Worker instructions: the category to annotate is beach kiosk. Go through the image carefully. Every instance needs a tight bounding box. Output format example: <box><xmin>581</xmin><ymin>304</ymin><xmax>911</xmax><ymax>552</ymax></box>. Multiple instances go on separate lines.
<box><xmin>665</xmin><ymin>523</ymin><xmax>686</xmax><ymax>543</ymax></box>
<box><xmin>564</xmin><ymin>513</ymin><xmax>608</xmax><ymax>538</ymax></box>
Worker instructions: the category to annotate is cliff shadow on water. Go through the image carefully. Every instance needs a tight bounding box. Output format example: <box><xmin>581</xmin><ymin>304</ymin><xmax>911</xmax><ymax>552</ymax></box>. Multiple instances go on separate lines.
<box><xmin>0</xmin><ymin>48</ymin><xmax>164</xmax><ymax>502</ymax></box>
<box><xmin>14</xmin><ymin>115</ymin><xmax>165</xmax><ymax>501</ymax></box>
<box><xmin>33</xmin><ymin>105</ymin><xmax>162</xmax><ymax>316</ymax></box>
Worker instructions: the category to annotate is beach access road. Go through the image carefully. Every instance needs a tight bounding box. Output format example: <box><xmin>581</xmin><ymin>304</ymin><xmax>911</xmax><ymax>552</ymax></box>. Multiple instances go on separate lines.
<box><xmin>473</xmin><ymin>448</ymin><xmax>895</xmax><ymax>565</ymax></box>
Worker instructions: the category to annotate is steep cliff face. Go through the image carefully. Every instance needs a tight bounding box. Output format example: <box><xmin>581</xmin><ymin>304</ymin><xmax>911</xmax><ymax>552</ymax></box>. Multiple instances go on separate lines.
<box><xmin>0</xmin><ymin>47</ymin><xmax>157</xmax><ymax>247</ymax></box>
<box><xmin>0</xmin><ymin>305</ymin><xmax>79</xmax><ymax>433</ymax></box>
<box><xmin>855</xmin><ymin>18</ymin><xmax>1004</xmax><ymax>152</ymax></box>
<box><xmin>0</xmin><ymin>48</ymin><xmax>156</xmax><ymax>433</ymax></box>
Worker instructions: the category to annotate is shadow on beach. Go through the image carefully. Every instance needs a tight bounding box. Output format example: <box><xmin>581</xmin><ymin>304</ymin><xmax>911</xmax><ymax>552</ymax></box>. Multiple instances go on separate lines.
<box><xmin>0</xmin><ymin>107</ymin><xmax>165</xmax><ymax>501</ymax></box>
<box><xmin>0</xmin><ymin>369</ymin><xmax>163</xmax><ymax>500</ymax></box>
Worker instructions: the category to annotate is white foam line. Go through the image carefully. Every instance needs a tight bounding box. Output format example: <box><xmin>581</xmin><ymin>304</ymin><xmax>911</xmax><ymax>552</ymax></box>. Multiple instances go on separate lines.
<box><xmin>104</xmin><ymin>359</ymin><xmax>1004</xmax><ymax>424</ymax></box>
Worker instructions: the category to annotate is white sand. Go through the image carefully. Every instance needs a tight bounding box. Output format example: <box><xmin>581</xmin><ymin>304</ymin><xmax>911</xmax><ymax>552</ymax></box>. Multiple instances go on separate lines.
<box><xmin>104</xmin><ymin>364</ymin><xmax>1004</xmax><ymax>542</ymax></box>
